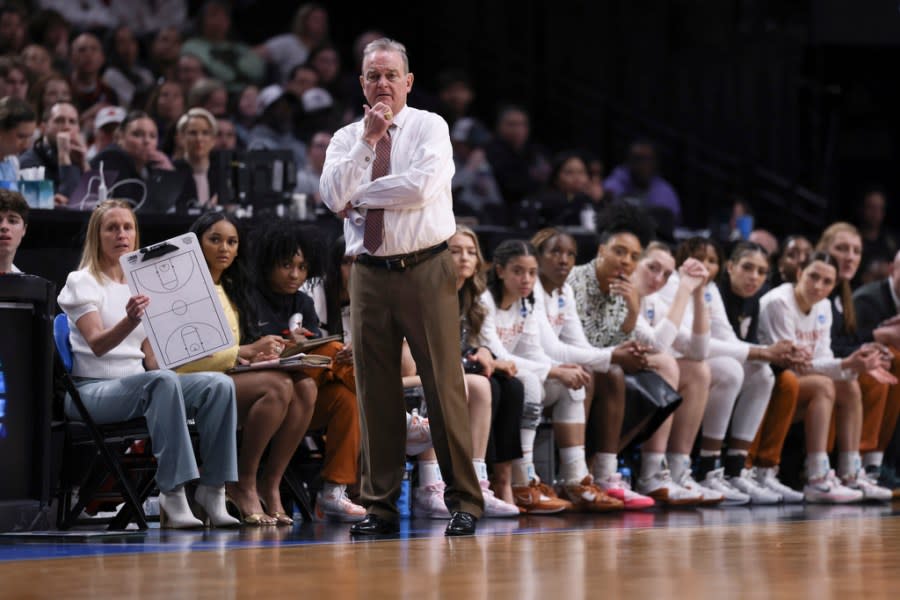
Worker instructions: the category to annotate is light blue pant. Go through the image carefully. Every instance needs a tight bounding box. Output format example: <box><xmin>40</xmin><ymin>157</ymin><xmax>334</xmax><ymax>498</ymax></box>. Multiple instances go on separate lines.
<box><xmin>68</xmin><ymin>370</ymin><xmax>238</xmax><ymax>492</ymax></box>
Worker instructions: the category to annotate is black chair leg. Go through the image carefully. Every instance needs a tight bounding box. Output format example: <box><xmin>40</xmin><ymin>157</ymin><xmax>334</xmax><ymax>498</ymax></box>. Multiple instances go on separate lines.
<box><xmin>281</xmin><ymin>469</ymin><xmax>314</xmax><ymax>522</ymax></box>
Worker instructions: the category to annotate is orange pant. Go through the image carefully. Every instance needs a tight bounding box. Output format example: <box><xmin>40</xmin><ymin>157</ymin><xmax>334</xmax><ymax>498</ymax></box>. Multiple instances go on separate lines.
<box><xmin>309</xmin><ymin>380</ymin><xmax>361</xmax><ymax>485</ymax></box>
<box><xmin>826</xmin><ymin>347</ymin><xmax>900</xmax><ymax>453</ymax></box>
<box><xmin>298</xmin><ymin>341</ymin><xmax>360</xmax><ymax>485</ymax></box>
<box><xmin>303</xmin><ymin>341</ymin><xmax>356</xmax><ymax>394</ymax></box>
<box><xmin>748</xmin><ymin>370</ymin><xmax>800</xmax><ymax>467</ymax></box>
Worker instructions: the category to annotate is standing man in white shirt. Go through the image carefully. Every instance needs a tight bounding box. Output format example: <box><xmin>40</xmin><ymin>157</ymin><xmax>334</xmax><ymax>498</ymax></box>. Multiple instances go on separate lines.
<box><xmin>320</xmin><ymin>38</ymin><xmax>483</xmax><ymax>537</ymax></box>
<box><xmin>0</xmin><ymin>189</ymin><xmax>27</xmax><ymax>274</ymax></box>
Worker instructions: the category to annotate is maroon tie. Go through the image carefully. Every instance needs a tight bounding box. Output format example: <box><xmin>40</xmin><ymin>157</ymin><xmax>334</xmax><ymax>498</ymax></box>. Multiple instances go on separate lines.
<box><xmin>363</xmin><ymin>129</ymin><xmax>391</xmax><ymax>253</ymax></box>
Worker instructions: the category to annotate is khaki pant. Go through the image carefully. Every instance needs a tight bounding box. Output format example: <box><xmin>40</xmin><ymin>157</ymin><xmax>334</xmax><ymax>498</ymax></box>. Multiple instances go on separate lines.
<box><xmin>351</xmin><ymin>249</ymin><xmax>483</xmax><ymax>519</ymax></box>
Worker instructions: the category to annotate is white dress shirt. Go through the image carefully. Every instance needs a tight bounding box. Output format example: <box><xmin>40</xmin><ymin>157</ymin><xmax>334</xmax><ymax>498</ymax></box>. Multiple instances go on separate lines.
<box><xmin>320</xmin><ymin>105</ymin><xmax>456</xmax><ymax>257</ymax></box>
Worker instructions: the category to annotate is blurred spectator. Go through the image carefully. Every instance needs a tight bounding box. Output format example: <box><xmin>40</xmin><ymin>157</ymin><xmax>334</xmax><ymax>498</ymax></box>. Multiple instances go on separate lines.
<box><xmin>86</xmin><ymin>105</ymin><xmax>125</xmax><ymax>161</ymax></box>
<box><xmin>187</xmin><ymin>77</ymin><xmax>228</xmax><ymax>116</ymax></box>
<box><xmin>231</xmin><ymin>84</ymin><xmax>258</xmax><ymax>148</ymax></box>
<box><xmin>19</xmin><ymin>101</ymin><xmax>87</xmax><ymax>204</ymax></box>
<box><xmin>285</xmin><ymin>64</ymin><xmax>319</xmax><ymax>100</ymax></box>
<box><xmin>255</xmin><ymin>3</ymin><xmax>330</xmax><ymax>82</ymax></box>
<box><xmin>29</xmin><ymin>74</ymin><xmax>72</xmax><ymax>126</ymax></box>
<box><xmin>181</xmin><ymin>0</ymin><xmax>265</xmax><ymax>93</ymax></box>
<box><xmin>748</xmin><ymin>228</ymin><xmax>779</xmax><ymax>256</ymax></box>
<box><xmin>175</xmin><ymin>53</ymin><xmax>207</xmax><ymax>93</ymax></box>
<box><xmin>215</xmin><ymin>114</ymin><xmax>238</xmax><ymax>150</ymax></box>
<box><xmin>0</xmin><ymin>57</ymin><xmax>29</xmax><ymax>102</ymax></box>
<box><xmin>712</xmin><ymin>195</ymin><xmax>753</xmax><ymax>243</ymax></box>
<box><xmin>437</xmin><ymin>68</ymin><xmax>476</xmax><ymax>128</ymax></box>
<box><xmin>149</xmin><ymin>26</ymin><xmax>183</xmax><ymax>81</ymax></box>
<box><xmin>523</xmin><ymin>151</ymin><xmax>604</xmax><ymax>229</ymax></box>
<box><xmin>0</xmin><ymin>5</ymin><xmax>28</xmax><ymax>55</ymax></box>
<box><xmin>295</xmin><ymin>87</ymin><xmax>339</xmax><ymax>142</ymax></box>
<box><xmin>20</xmin><ymin>45</ymin><xmax>53</xmax><ymax>82</ymax></box>
<box><xmin>0</xmin><ymin>97</ymin><xmax>36</xmax><ymax>182</ymax></box>
<box><xmin>856</xmin><ymin>186</ymin><xmax>898</xmax><ymax>285</ymax></box>
<box><xmin>102</xmin><ymin>25</ymin><xmax>156</xmax><ymax>110</ymax></box>
<box><xmin>174</xmin><ymin>107</ymin><xmax>220</xmax><ymax>209</ymax></box>
<box><xmin>295</xmin><ymin>130</ymin><xmax>330</xmax><ymax>206</ymax></box>
<box><xmin>69</xmin><ymin>33</ymin><xmax>119</xmax><ymax>130</ymax></box>
<box><xmin>27</xmin><ymin>9</ymin><xmax>71</xmax><ymax>73</ymax></box>
<box><xmin>306</xmin><ymin>44</ymin><xmax>344</xmax><ymax>110</ymax></box>
<box><xmin>450</xmin><ymin>117</ymin><xmax>503</xmax><ymax>224</ymax></box>
<box><xmin>89</xmin><ymin>110</ymin><xmax>182</xmax><ymax>206</ymax></box>
<box><xmin>773</xmin><ymin>234</ymin><xmax>812</xmax><ymax>286</ymax></box>
<box><xmin>36</xmin><ymin>0</ymin><xmax>116</xmax><ymax>31</ymax></box>
<box><xmin>110</xmin><ymin>0</ymin><xmax>188</xmax><ymax>37</ymax></box>
<box><xmin>144</xmin><ymin>80</ymin><xmax>185</xmax><ymax>150</ymax></box>
<box><xmin>247</xmin><ymin>84</ymin><xmax>307</xmax><ymax>170</ymax></box>
<box><xmin>604</xmin><ymin>138</ymin><xmax>682</xmax><ymax>225</ymax></box>
<box><xmin>484</xmin><ymin>104</ymin><xmax>550</xmax><ymax>211</ymax></box>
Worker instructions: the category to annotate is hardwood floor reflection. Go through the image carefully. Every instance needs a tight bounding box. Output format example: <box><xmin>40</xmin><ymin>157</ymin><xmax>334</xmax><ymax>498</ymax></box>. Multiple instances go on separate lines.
<box><xmin>2</xmin><ymin>510</ymin><xmax>900</xmax><ymax>599</ymax></box>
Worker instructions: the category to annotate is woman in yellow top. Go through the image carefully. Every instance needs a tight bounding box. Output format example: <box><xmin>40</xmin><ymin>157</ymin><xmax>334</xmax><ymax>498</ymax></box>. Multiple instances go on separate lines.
<box><xmin>179</xmin><ymin>212</ymin><xmax>318</xmax><ymax>525</ymax></box>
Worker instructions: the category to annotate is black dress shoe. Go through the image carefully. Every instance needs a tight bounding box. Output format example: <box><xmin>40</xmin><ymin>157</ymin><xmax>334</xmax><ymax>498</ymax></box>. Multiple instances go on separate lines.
<box><xmin>349</xmin><ymin>513</ymin><xmax>399</xmax><ymax>536</ymax></box>
<box><xmin>445</xmin><ymin>511</ymin><xmax>477</xmax><ymax>537</ymax></box>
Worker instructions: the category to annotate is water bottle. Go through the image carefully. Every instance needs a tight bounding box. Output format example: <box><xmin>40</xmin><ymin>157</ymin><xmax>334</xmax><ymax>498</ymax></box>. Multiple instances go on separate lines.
<box><xmin>398</xmin><ymin>461</ymin><xmax>413</xmax><ymax>518</ymax></box>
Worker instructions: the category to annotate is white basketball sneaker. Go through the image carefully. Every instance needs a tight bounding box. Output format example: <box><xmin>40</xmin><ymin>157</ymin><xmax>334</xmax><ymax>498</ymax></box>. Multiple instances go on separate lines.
<box><xmin>413</xmin><ymin>481</ymin><xmax>450</xmax><ymax>519</ymax></box>
<box><xmin>727</xmin><ymin>468</ymin><xmax>781</xmax><ymax>504</ymax></box>
<box><xmin>635</xmin><ymin>468</ymin><xmax>703</xmax><ymax>506</ymax></box>
<box><xmin>699</xmin><ymin>468</ymin><xmax>749</xmax><ymax>506</ymax></box>
<box><xmin>804</xmin><ymin>470</ymin><xmax>864</xmax><ymax>504</ymax></box>
<box><xmin>480</xmin><ymin>480</ymin><xmax>522</xmax><ymax>518</ymax></box>
<box><xmin>841</xmin><ymin>469</ymin><xmax>893</xmax><ymax>502</ymax></box>
<box><xmin>753</xmin><ymin>466</ymin><xmax>805</xmax><ymax>503</ymax></box>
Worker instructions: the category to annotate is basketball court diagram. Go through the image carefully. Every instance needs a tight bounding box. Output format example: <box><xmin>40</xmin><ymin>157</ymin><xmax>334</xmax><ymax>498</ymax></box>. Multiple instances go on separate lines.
<box><xmin>120</xmin><ymin>234</ymin><xmax>234</xmax><ymax>369</ymax></box>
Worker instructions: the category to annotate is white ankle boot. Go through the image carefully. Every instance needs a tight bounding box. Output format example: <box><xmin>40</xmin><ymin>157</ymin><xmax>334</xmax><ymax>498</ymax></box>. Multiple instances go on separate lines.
<box><xmin>194</xmin><ymin>484</ymin><xmax>241</xmax><ymax>527</ymax></box>
<box><xmin>159</xmin><ymin>486</ymin><xmax>204</xmax><ymax>529</ymax></box>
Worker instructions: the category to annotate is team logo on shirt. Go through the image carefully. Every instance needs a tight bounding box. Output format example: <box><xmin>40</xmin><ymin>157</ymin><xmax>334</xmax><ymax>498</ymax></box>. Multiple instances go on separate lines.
<box><xmin>646</xmin><ymin>308</ymin><xmax>655</xmax><ymax>322</ymax></box>
<box><xmin>558</xmin><ymin>296</ymin><xmax>565</xmax><ymax>309</ymax></box>
<box><xmin>817</xmin><ymin>313</ymin><xmax>826</xmax><ymax>324</ymax></box>
<box><xmin>704</xmin><ymin>291</ymin><xmax>712</xmax><ymax>303</ymax></box>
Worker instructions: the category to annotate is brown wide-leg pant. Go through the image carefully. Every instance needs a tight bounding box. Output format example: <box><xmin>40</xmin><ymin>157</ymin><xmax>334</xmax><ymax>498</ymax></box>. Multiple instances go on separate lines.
<box><xmin>826</xmin><ymin>347</ymin><xmax>900</xmax><ymax>454</ymax></box>
<box><xmin>351</xmin><ymin>249</ymin><xmax>484</xmax><ymax>520</ymax></box>
<box><xmin>748</xmin><ymin>370</ymin><xmax>800</xmax><ymax>467</ymax></box>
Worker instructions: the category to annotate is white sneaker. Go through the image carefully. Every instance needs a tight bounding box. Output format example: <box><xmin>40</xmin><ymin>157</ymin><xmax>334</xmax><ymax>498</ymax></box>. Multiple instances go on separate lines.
<box><xmin>842</xmin><ymin>469</ymin><xmax>893</xmax><ymax>502</ymax></box>
<box><xmin>699</xmin><ymin>468</ymin><xmax>749</xmax><ymax>506</ymax></box>
<box><xmin>635</xmin><ymin>469</ymin><xmax>703</xmax><ymax>506</ymax></box>
<box><xmin>480</xmin><ymin>480</ymin><xmax>521</xmax><ymax>518</ymax></box>
<box><xmin>405</xmin><ymin>410</ymin><xmax>432</xmax><ymax>456</ymax></box>
<box><xmin>315</xmin><ymin>487</ymin><xmax>367</xmax><ymax>522</ymax></box>
<box><xmin>804</xmin><ymin>470</ymin><xmax>864</xmax><ymax>504</ymax></box>
<box><xmin>413</xmin><ymin>482</ymin><xmax>450</xmax><ymax>519</ymax></box>
<box><xmin>727</xmin><ymin>469</ymin><xmax>781</xmax><ymax>504</ymax></box>
<box><xmin>753</xmin><ymin>466</ymin><xmax>805</xmax><ymax>503</ymax></box>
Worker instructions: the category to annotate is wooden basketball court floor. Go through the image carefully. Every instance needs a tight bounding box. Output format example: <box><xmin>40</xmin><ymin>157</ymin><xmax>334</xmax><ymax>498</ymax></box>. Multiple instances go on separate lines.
<box><xmin>2</xmin><ymin>503</ymin><xmax>900</xmax><ymax>599</ymax></box>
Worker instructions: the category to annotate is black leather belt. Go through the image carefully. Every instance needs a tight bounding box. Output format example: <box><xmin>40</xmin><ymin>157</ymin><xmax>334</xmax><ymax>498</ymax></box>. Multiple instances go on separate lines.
<box><xmin>355</xmin><ymin>241</ymin><xmax>448</xmax><ymax>272</ymax></box>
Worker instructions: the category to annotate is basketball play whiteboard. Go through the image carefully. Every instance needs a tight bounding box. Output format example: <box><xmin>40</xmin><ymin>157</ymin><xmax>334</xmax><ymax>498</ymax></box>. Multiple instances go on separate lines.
<box><xmin>119</xmin><ymin>232</ymin><xmax>234</xmax><ymax>369</ymax></box>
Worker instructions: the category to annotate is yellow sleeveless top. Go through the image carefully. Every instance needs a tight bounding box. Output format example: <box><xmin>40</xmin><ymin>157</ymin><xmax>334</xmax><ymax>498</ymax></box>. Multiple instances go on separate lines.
<box><xmin>175</xmin><ymin>284</ymin><xmax>240</xmax><ymax>374</ymax></box>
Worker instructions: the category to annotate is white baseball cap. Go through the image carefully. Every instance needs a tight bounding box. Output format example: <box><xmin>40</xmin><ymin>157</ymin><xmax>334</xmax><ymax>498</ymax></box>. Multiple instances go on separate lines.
<box><xmin>94</xmin><ymin>105</ymin><xmax>127</xmax><ymax>130</ymax></box>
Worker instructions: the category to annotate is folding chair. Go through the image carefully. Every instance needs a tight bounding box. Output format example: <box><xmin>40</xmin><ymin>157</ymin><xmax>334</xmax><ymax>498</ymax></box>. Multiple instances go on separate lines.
<box><xmin>52</xmin><ymin>314</ymin><xmax>157</xmax><ymax>530</ymax></box>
